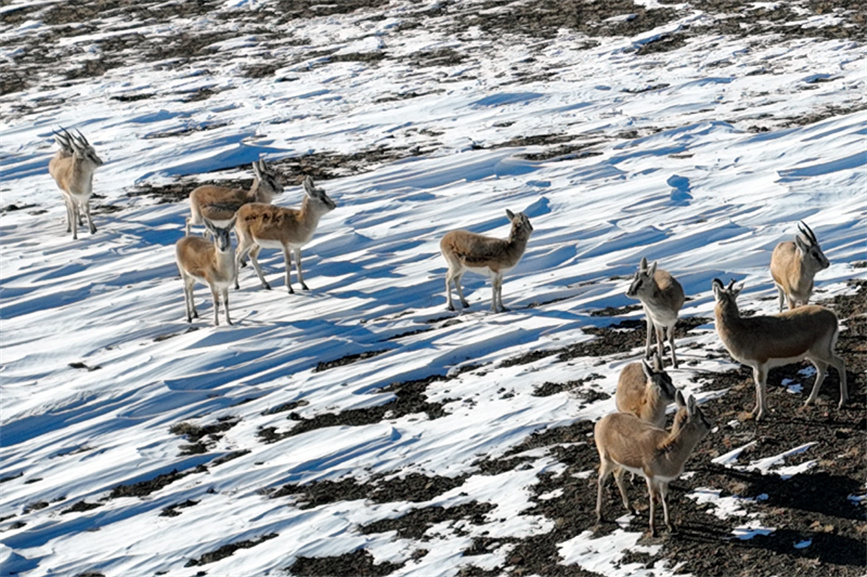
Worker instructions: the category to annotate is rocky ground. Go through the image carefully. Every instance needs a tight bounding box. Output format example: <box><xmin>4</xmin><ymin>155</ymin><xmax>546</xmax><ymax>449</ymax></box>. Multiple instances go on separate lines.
<box><xmin>2</xmin><ymin>1</ymin><xmax>865</xmax><ymax>575</ymax></box>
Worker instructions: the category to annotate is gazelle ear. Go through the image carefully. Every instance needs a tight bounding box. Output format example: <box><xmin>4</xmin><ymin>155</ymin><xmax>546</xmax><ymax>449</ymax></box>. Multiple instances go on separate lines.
<box><xmin>258</xmin><ymin>159</ymin><xmax>267</xmax><ymax>172</ymax></box>
<box><xmin>227</xmin><ymin>216</ymin><xmax>238</xmax><ymax>230</ymax></box>
<box><xmin>203</xmin><ymin>218</ymin><xmax>216</xmax><ymax>233</ymax></box>
<box><xmin>303</xmin><ymin>175</ymin><xmax>316</xmax><ymax>196</ymax></box>
<box><xmin>794</xmin><ymin>234</ymin><xmax>810</xmax><ymax>255</ymax></box>
<box><xmin>647</xmin><ymin>261</ymin><xmax>657</xmax><ymax>277</ymax></box>
<box><xmin>687</xmin><ymin>395</ymin><xmax>697</xmax><ymax>416</ymax></box>
<box><xmin>675</xmin><ymin>390</ymin><xmax>686</xmax><ymax>408</ymax></box>
<box><xmin>712</xmin><ymin>279</ymin><xmax>724</xmax><ymax>300</ymax></box>
<box><xmin>506</xmin><ymin>209</ymin><xmax>516</xmax><ymax>222</ymax></box>
<box><xmin>639</xmin><ymin>256</ymin><xmax>648</xmax><ymax>271</ymax></box>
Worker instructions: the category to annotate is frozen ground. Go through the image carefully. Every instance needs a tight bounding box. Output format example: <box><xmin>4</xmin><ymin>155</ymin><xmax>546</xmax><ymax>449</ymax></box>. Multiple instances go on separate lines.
<box><xmin>1</xmin><ymin>1</ymin><xmax>865</xmax><ymax>576</ymax></box>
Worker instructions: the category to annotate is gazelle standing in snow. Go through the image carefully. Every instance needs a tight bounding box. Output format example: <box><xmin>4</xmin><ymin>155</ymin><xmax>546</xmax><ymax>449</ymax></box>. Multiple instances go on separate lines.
<box><xmin>595</xmin><ymin>391</ymin><xmax>711</xmax><ymax>537</ymax></box>
<box><xmin>712</xmin><ymin>278</ymin><xmax>847</xmax><ymax>420</ymax></box>
<box><xmin>186</xmin><ymin>159</ymin><xmax>284</xmax><ymax>236</ymax></box>
<box><xmin>48</xmin><ymin>128</ymin><xmax>104</xmax><ymax>239</ymax></box>
<box><xmin>626</xmin><ymin>257</ymin><xmax>685</xmax><ymax>368</ymax></box>
<box><xmin>234</xmin><ymin>176</ymin><xmax>336</xmax><ymax>293</ymax></box>
<box><xmin>770</xmin><ymin>221</ymin><xmax>829</xmax><ymax>312</ymax></box>
<box><xmin>615</xmin><ymin>352</ymin><xmax>678</xmax><ymax>429</ymax></box>
<box><xmin>176</xmin><ymin>217</ymin><xmax>237</xmax><ymax>326</ymax></box>
<box><xmin>440</xmin><ymin>209</ymin><xmax>534</xmax><ymax>313</ymax></box>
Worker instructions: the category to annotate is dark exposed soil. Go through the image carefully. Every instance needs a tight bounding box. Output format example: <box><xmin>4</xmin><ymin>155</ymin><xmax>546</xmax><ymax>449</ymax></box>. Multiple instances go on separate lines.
<box><xmin>264</xmin><ymin>284</ymin><xmax>866</xmax><ymax>576</ymax></box>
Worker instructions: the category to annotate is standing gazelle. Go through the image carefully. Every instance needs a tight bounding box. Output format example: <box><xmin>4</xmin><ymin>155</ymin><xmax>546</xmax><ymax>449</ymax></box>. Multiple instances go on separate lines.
<box><xmin>186</xmin><ymin>159</ymin><xmax>284</xmax><ymax>236</ymax></box>
<box><xmin>595</xmin><ymin>391</ymin><xmax>711</xmax><ymax>537</ymax></box>
<box><xmin>440</xmin><ymin>210</ymin><xmax>534</xmax><ymax>313</ymax></box>
<box><xmin>626</xmin><ymin>257</ymin><xmax>685</xmax><ymax>368</ymax></box>
<box><xmin>48</xmin><ymin>128</ymin><xmax>104</xmax><ymax>239</ymax></box>
<box><xmin>615</xmin><ymin>352</ymin><xmax>678</xmax><ymax>429</ymax></box>
<box><xmin>770</xmin><ymin>221</ymin><xmax>829</xmax><ymax>312</ymax></box>
<box><xmin>712</xmin><ymin>278</ymin><xmax>847</xmax><ymax>420</ymax></box>
<box><xmin>176</xmin><ymin>218</ymin><xmax>237</xmax><ymax>326</ymax></box>
<box><xmin>234</xmin><ymin>176</ymin><xmax>336</xmax><ymax>293</ymax></box>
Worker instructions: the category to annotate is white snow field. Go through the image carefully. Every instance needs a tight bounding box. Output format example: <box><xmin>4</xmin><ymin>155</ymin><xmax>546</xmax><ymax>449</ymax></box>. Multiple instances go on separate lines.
<box><xmin>1</xmin><ymin>0</ymin><xmax>865</xmax><ymax>576</ymax></box>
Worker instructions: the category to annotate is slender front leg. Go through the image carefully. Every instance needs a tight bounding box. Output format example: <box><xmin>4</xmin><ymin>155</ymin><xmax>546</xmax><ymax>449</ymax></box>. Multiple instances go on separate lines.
<box><xmin>222</xmin><ymin>288</ymin><xmax>232</xmax><ymax>326</ymax></box>
<box><xmin>775</xmin><ymin>286</ymin><xmax>786</xmax><ymax>313</ymax></box>
<box><xmin>655</xmin><ymin>325</ymin><xmax>666</xmax><ymax>366</ymax></box>
<box><xmin>294</xmin><ymin>248</ymin><xmax>309</xmax><ymax>290</ymax></box>
<box><xmin>211</xmin><ymin>286</ymin><xmax>221</xmax><ymax>326</ymax></box>
<box><xmin>667</xmin><ymin>325</ymin><xmax>678</xmax><ymax>369</ymax></box>
<box><xmin>282</xmin><ymin>246</ymin><xmax>294</xmax><ymax>294</ymax></box>
<box><xmin>490</xmin><ymin>276</ymin><xmax>499</xmax><ymax>312</ymax></box>
<box><xmin>82</xmin><ymin>200</ymin><xmax>97</xmax><ymax>234</ymax></box>
<box><xmin>644</xmin><ymin>314</ymin><xmax>653</xmax><ymax>359</ymax></box>
<box><xmin>646</xmin><ymin>477</ymin><xmax>657</xmax><ymax>537</ymax></box>
<box><xmin>63</xmin><ymin>196</ymin><xmax>74</xmax><ymax>233</ymax></box>
<box><xmin>660</xmin><ymin>482</ymin><xmax>674</xmax><ymax>533</ymax></box>
<box><xmin>70</xmin><ymin>202</ymin><xmax>80</xmax><ymax>240</ymax></box>
<box><xmin>753</xmin><ymin>365</ymin><xmax>769</xmax><ymax>420</ymax></box>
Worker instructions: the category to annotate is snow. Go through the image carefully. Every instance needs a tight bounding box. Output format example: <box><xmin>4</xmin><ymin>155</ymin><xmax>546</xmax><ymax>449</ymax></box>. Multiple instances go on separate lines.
<box><xmin>1</xmin><ymin>0</ymin><xmax>866</xmax><ymax>576</ymax></box>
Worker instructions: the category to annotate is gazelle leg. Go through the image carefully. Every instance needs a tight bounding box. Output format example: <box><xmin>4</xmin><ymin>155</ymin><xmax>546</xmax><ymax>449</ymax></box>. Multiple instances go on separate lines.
<box><xmin>596</xmin><ymin>459</ymin><xmax>615</xmax><ymax>524</ymax></box>
<box><xmin>249</xmin><ymin>246</ymin><xmax>271</xmax><ymax>290</ymax></box>
<box><xmin>82</xmin><ymin>200</ymin><xmax>96</xmax><ymax>234</ymax></box>
<box><xmin>294</xmin><ymin>248</ymin><xmax>308</xmax><ymax>290</ymax></box>
<box><xmin>804</xmin><ymin>356</ymin><xmax>828</xmax><ymax>406</ymax></box>
<box><xmin>753</xmin><ymin>365</ymin><xmax>769</xmax><ymax>420</ymax></box>
<box><xmin>444</xmin><ymin>270</ymin><xmax>455</xmax><ymax>311</ymax></box>
<box><xmin>454</xmin><ymin>271</ymin><xmax>469</xmax><ymax>308</ymax></box>
<box><xmin>667</xmin><ymin>326</ymin><xmax>678</xmax><ymax>369</ymax></box>
<box><xmin>282</xmin><ymin>246</ymin><xmax>294</xmax><ymax>294</ymax></box>
<box><xmin>646</xmin><ymin>477</ymin><xmax>657</xmax><ymax>537</ymax></box>
<box><xmin>613</xmin><ymin>467</ymin><xmax>634</xmax><ymax>514</ymax></box>
<box><xmin>222</xmin><ymin>287</ymin><xmax>232</xmax><ymax>326</ymax></box>
<box><xmin>829</xmin><ymin>354</ymin><xmax>848</xmax><ymax>408</ymax></box>
<box><xmin>660</xmin><ymin>482</ymin><xmax>675</xmax><ymax>533</ymax></box>
<box><xmin>644</xmin><ymin>314</ymin><xmax>653</xmax><ymax>359</ymax></box>
<box><xmin>655</xmin><ymin>325</ymin><xmax>666</xmax><ymax>366</ymax></box>
<box><xmin>234</xmin><ymin>237</ymin><xmax>253</xmax><ymax>289</ymax></box>
<box><xmin>211</xmin><ymin>286</ymin><xmax>221</xmax><ymax>326</ymax></box>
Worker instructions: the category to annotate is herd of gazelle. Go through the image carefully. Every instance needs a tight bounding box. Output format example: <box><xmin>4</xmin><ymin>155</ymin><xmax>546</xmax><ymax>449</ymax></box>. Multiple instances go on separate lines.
<box><xmin>48</xmin><ymin>132</ymin><xmax>848</xmax><ymax>536</ymax></box>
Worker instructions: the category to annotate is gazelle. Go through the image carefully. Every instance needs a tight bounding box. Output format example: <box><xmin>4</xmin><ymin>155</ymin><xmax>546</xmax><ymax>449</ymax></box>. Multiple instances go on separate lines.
<box><xmin>595</xmin><ymin>391</ymin><xmax>711</xmax><ymax>537</ymax></box>
<box><xmin>176</xmin><ymin>217</ymin><xmax>237</xmax><ymax>326</ymax></box>
<box><xmin>615</xmin><ymin>352</ymin><xmax>678</xmax><ymax>429</ymax></box>
<box><xmin>770</xmin><ymin>221</ymin><xmax>829</xmax><ymax>312</ymax></box>
<box><xmin>48</xmin><ymin>128</ymin><xmax>104</xmax><ymax>239</ymax></box>
<box><xmin>234</xmin><ymin>176</ymin><xmax>336</xmax><ymax>293</ymax></box>
<box><xmin>712</xmin><ymin>278</ymin><xmax>847</xmax><ymax>420</ymax></box>
<box><xmin>626</xmin><ymin>257</ymin><xmax>685</xmax><ymax>368</ymax></box>
<box><xmin>186</xmin><ymin>159</ymin><xmax>283</xmax><ymax>236</ymax></box>
<box><xmin>440</xmin><ymin>210</ymin><xmax>533</xmax><ymax>313</ymax></box>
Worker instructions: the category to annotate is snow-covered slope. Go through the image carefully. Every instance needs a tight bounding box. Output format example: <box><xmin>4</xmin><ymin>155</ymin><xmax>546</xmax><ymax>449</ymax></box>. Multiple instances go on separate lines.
<box><xmin>1</xmin><ymin>1</ymin><xmax>865</xmax><ymax>576</ymax></box>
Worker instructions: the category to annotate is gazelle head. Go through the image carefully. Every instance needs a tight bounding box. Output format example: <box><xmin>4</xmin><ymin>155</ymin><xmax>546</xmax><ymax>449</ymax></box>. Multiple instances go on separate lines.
<box><xmin>252</xmin><ymin>159</ymin><xmax>284</xmax><ymax>196</ymax></box>
<box><xmin>674</xmin><ymin>390</ymin><xmax>712</xmax><ymax>437</ymax></box>
<box><xmin>626</xmin><ymin>257</ymin><xmax>657</xmax><ymax>298</ymax></box>
<box><xmin>794</xmin><ymin>221</ymin><xmax>829</xmax><ymax>272</ymax></box>
<box><xmin>302</xmin><ymin>175</ymin><xmax>337</xmax><ymax>212</ymax></box>
<box><xmin>204</xmin><ymin>216</ymin><xmax>236</xmax><ymax>252</ymax></box>
<box><xmin>642</xmin><ymin>354</ymin><xmax>677</xmax><ymax>401</ymax></box>
<box><xmin>505</xmin><ymin>209</ymin><xmax>534</xmax><ymax>242</ymax></box>
<box><xmin>711</xmin><ymin>278</ymin><xmax>743</xmax><ymax>313</ymax></box>
<box><xmin>69</xmin><ymin>130</ymin><xmax>104</xmax><ymax>167</ymax></box>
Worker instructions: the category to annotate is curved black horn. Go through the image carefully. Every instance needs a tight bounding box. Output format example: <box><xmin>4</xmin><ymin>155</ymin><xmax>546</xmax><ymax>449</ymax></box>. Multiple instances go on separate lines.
<box><xmin>798</xmin><ymin>221</ymin><xmax>818</xmax><ymax>245</ymax></box>
<box><xmin>727</xmin><ymin>279</ymin><xmax>736</xmax><ymax>291</ymax></box>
